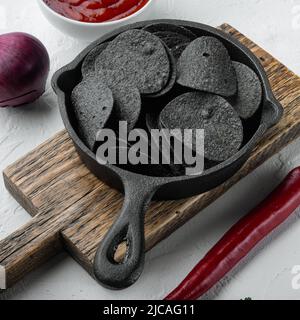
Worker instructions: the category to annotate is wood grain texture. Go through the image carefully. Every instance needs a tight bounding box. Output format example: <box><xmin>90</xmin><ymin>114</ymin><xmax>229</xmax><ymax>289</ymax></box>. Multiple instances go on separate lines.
<box><xmin>1</xmin><ymin>24</ymin><xmax>300</xmax><ymax>289</ymax></box>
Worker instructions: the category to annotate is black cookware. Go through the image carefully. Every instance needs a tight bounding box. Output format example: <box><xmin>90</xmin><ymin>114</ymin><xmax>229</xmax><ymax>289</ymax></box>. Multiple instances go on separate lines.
<box><xmin>52</xmin><ymin>20</ymin><xmax>283</xmax><ymax>290</ymax></box>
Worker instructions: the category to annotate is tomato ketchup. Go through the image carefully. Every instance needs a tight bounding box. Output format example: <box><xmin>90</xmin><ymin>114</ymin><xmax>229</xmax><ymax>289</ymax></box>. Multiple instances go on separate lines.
<box><xmin>44</xmin><ymin>0</ymin><xmax>149</xmax><ymax>23</ymax></box>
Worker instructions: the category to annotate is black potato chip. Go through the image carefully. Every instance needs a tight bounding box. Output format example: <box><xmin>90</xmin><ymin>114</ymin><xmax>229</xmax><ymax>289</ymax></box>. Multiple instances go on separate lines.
<box><xmin>97</xmin><ymin>69</ymin><xmax>141</xmax><ymax>130</ymax></box>
<box><xmin>143</xmin><ymin>23</ymin><xmax>197</xmax><ymax>40</ymax></box>
<box><xmin>229</xmin><ymin>61</ymin><xmax>262</xmax><ymax>119</ymax></box>
<box><xmin>146</xmin><ymin>112</ymin><xmax>161</xmax><ymax>132</ymax></box>
<box><xmin>95</xmin><ymin>29</ymin><xmax>170</xmax><ymax>95</ymax></box>
<box><xmin>71</xmin><ymin>77</ymin><xmax>114</xmax><ymax>151</ymax></box>
<box><xmin>159</xmin><ymin>92</ymin><xmax>243</xmax><ymax>162</ymax></box>
<box><xmin>115</xmin><ymin>137</ymin><xmax>183</xmax><ymax>177</ymax></box>
<box><xmin>145</xmin><ymin>112</ymin><xmax>217</xmax><ymax>173</ymax></box>
<box><xmin>81</xmin><ymin>42</ymin><xmax>109</xmax><ymax>77</ymax></box>
<box><xmin>144</xmin><ymin>24</ymin><xmax>196</xmax><ymax>64</ymax></box>
<box><xmin>143</xmin><ymin>43</ymin><xmax>177</xmax><ymax>99</ymax></box>
<box><xmin>171</xmin><ymin>42</ymin><xmax>190</xmax><ymax>61</ymax></box>
<box><xmin>177</xmin><ymin>37</ymin><xmax>237</xmax><ymax>97</ymax></box>
<box><xmin>153</xmin><ymin>31</ymin><xmax>193</xmax><ymax>49</ymax></box>
<box><xmin>145</xmin><ymin>112</ymin><xmax>191</xmax><ymax>176</ymax></box>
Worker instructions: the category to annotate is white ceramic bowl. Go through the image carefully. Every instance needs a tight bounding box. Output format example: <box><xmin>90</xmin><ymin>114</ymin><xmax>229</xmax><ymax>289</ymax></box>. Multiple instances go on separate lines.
<box><xmin>37</xmin><ymin>0</ymin><xmax>155</xmax><ymax>41</ymax></box>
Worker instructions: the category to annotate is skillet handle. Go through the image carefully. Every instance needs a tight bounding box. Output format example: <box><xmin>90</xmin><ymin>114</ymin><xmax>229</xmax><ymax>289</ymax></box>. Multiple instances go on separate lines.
<box><xmin>93</xmin><ymin>179</ymin><xmax>157</xmax><ymax>289</ymax></box>
<box><xmin>263</xmin><ymin>97</ymin><xmax>283</xmax><ymax>129</ymax></box>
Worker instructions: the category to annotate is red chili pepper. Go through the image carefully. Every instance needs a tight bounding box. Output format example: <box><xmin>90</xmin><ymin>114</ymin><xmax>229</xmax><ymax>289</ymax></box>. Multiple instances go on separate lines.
<box><xmin>165</xmin><ymin>167</ymin><xmax>300</xmax><ymax>300</ymax></box>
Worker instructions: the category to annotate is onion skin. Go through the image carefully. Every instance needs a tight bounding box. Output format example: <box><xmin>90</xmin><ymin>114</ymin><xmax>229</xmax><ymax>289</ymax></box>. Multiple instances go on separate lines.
<box><xmin>0</xmin><ymin>32</ymin><xmax>50</xmax><ymax>108</ymax></box>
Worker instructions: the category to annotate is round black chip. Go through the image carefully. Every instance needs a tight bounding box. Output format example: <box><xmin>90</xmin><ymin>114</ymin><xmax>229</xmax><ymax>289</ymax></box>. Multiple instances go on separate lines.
<box><xmin>143</xmin><ymin>23</ymin><xmax>197</xmax><ymax>40</ymax></box>
<box><xmin>143</xmin><ymin>23</ymin><xmax>196</xmax><ymax>64</ymax></box>
<box><xmin>143</xmin><ymin>43</ymin><xmax>177</xmax><ymax>99</ymax></box>
<box><xmin>97</xmin><ymin>69</ymin><xmax>141</xmax><ymax>131</ymax></box>
<box><xmin>229</xmin><ymin>62</ymin><xmax>263</xmax><ymax>119</ymax></box>
<box><xmin>95</xmin><ymin>29</ymin><xmax>171</xmax><ymax>95</ymax></box>
<box><xmin>81</xmin><ymin>42</ymin><xmax>109</xmax><ymax>77</ymax></box>
<box><xmin>146</xmin><ymin>112</ymin><xmax>160</xmax><ymax>132</ymax></box>
<box><xmin>71</xmin><ymin>77</ymin><xmax>114</xmax><ymax>151</ymax></box>
<box><xmin>153</xmin><ymin>31</ymin><xmax>193</xmax><ymax>49</ymax></box>
<box><xmin>171</xmin><ymin>42</ymin><xmax>190</xmax><ymax>61</ymax></box>
<box><xmin>177</xmin><ymin>36</ymin><xmax>237</xmax><ymax>97</ymax></box>
<box><xmin>159</xmin><ymin>92</ymin><xmax>243</xmax><ymax>162</ymax></box>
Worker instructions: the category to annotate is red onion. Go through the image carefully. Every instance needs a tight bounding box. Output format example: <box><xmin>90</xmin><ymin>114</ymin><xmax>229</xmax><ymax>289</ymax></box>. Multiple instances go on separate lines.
<box><xmin>0</xmin><ymin>32</ymin><xmax>50</xmax><ymax>108</ymax></box>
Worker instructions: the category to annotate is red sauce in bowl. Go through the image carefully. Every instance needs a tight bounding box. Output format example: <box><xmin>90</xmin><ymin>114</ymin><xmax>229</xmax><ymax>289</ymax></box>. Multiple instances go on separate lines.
<box><xmin>44</xmin><ymin>0</ymin><xmax>150</xmax><ymax>23</ymax></box>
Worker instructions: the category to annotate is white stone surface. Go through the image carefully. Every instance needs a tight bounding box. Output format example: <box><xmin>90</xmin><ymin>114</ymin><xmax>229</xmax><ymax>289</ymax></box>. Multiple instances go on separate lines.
<box><xmin>0</xmin><ymin>0</ymin><xmax>300</xmax><ymax>300</ymax></box>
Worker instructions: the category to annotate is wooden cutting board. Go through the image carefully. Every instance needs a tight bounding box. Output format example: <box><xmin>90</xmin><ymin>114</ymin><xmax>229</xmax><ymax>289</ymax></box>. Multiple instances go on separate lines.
<box><xmin>1</xmin><ymin>24</ymin><xmax>300</xmax><ymax>290</ymax></box>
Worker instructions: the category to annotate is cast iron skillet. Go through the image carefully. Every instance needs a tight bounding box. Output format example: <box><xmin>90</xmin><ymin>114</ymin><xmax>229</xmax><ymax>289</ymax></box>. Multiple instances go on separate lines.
<box><xmin>52</xmin><ymin>19</ymin><xmax>283</xmax><ymax>290</ymax></box>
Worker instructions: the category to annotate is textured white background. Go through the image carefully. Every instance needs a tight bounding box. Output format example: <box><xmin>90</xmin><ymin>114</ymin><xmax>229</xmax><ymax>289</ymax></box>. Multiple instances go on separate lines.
<box><xmin>0</xmin><ymin>0</ymin><xmax>300</xmax><ymax>300</ymax></box>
